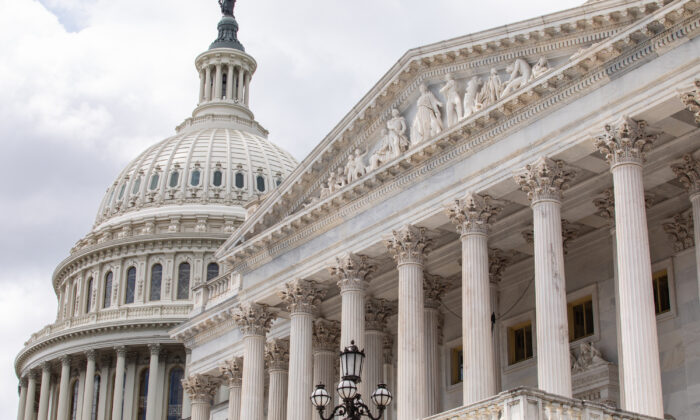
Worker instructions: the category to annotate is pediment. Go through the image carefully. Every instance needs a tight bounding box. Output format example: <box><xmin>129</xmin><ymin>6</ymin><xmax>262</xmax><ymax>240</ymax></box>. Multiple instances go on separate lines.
<box><xmin>218</xmin><ymin>0</ymin><xmax>689</xmax><ymax>261</ymax></box>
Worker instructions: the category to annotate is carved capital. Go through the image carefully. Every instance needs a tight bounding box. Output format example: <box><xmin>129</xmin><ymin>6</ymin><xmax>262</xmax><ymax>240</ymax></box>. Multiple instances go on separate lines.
<box><xmin>488</xmin><ymin>248</ymin><xmax>510</xmax><ymax>283</ymax></box>
<box><xmin>19</xmin><ymin>377</ymin><xmax>28</xmax><ymax>388</ymax></box>
<box><xmin>219</xmin><ymin>357</ymin><xmax>243</xmax><ymax>387</ymax></box>
<box><xmin>382</xmin><ymin>334</ymin><xmax>394</xmax><ymax>365</ymax></box>
<box><xmin>313</xmin><ymin>318</ymin><xmax>341</xmax><ymax>352</ymax></box>
<box><xmin>385</xmin><ymin>225</ymin><xmax>433</xmax><ymax>265</ymax></box>
<box><xmin>561</xmin><ymin>220</ymin><xmax>583</xmax><ymax>255</ymax></box>
<box><xmin>115</xmin><ymin>346</ymin><xmax>127</xmax><ymax>358</ymax></box>
<box><xmin>365</xmin><ymin>298</ymin><xmax>397</xmax><ymax>331</ymax></box>
<box><xmin>515</xmin><ymin>157</ymin><xmax>577</xmax><ymax>203</ymax></box>
<box><xmin>59</xmin><ymin>355</ymin><xmax>71</xmax><ymax>367</ymax></box>
<box><xmin>278</xmin><ymin>279</ymin><xmax>326</xmax><ymax>315</ymax></box>
<box><xmin>423</xmin><ymin>273</ymin><xmax>449</xmax><ymax>309</ymax></box>
<box><xmin>232</xmin><ymin>302</ymin><xmax>277</xmax><ymax>337</ymax></box>
<box><xmin>148</xmin><ymin>344</ymin><xmax>160</xmax><ymax>356</ymax></box>
<box><xmin>330</xmin><ymin>253</ymin><xmax>375</xmax><ymax>291</ymax></box>
<box><xmin>663</xmin><ymin>210</ymin><xmax>695</xmax><ymax>252</ymax></box>
<box><xmin>265</xmin><ymin>338</ymin><xmax>290</xmax><ymax>372</ymax></box>
<box><xmin>680</xmin><ymin>79</ymin><xmax>700</xmax><ymax>124</ymax></box>
<box><xmin>594</xmin><ymin>117</ymin><xmax>656</xmax><ymax>166</ymax></box>
<box><xmin>671</xmin><ymin>153</ymin><xmax>700</xmax><ymax>195</ymax></box>
<box><xmin>41</xmin><ymin>361</ymin><xmax>52</xmax><ymax>372</ymax></box>
<box><xmin>182</xmin><ymin>374</ymin><xmax>219</xmax><ymax>403</ymax></box>
<box><xmin>447</xmin><ymin>192</ymin><xmax>503</xmax><ymax>236</ymax></box>
<box><xmin>85</xmin><ymin>350</ymin><xmax>96</xmax><ymax>362</ymax></box>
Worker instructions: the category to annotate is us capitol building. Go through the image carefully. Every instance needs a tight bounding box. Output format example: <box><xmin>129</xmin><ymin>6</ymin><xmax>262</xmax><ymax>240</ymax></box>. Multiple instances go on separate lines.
<box><xmin>14</xmin><ymin>0</ymin><xmax>700</xmax><ymax>419</ymax></box>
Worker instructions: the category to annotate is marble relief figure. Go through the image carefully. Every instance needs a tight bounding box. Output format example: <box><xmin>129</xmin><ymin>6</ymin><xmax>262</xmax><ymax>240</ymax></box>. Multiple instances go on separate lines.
<box><xmin>440</xmin><ymin>74</ymin><xmax>464</xmax><ymax>126</ymax></box>
<box><xmin>411</xmin><ymin>83</ymin><xmax>443</xmax><ymax>144</ymax></box>
<box><xmin>463</xmin><ymin>76</ymin><xmax>483</xmax><ymax>119</ymax></box>
<box><xmin>344</xmin><ymin>149</ymin><xmax>367</xmax><ymax>184</ymax></box>
<box><xmin>387</xmin><ymin>108</ymin><xmax>409</xmax><ymax>150</ymax></box>
<box><xmin>531</xmin><ymin>57</ymin><xmax>550</xmax><ymax>80</ymax></box>
<box><xmin>478</xmin><ymin>68</ymin><xmax>502</xmax><ymax>107</ymax></box>
<box><xmin>501</xmin><ymin>58</ymin><xmax>532</xmax><ymax>97</ymax></box>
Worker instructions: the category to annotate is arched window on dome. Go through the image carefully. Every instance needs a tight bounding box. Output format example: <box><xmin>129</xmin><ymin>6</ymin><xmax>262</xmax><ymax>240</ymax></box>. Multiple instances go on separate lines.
<box><xmin>167</xmin><ymin>368</ymin><xmax>184</xmax><ymax>420</ymax></box>
<box><xmin>222</xmin><ymin>72</ymin><xmax>228</xmax><ymax>100</ymax></box>
<box><xmin>177</xmin><ymin>262</ymin><xmax>190</xmax><ymax>300</ymax></box>
<box><xmin>169</xmin><ymin>171</ymin><xmax>180</xmax><ymax>188</ymax></box>
<box><xmin>90</xmin><ymin>374</ymin><xmax>101</xmax><ymax>420</ymax></box>
<box><xmin>125</xmin><ymin>267</ymin><xmax>136</xmax><ymax>304</ymax></box>
<box><xmin>206</xmin><ymin>262</ymin><xmax>219</xmax><ymax>281</ymax></box>
<box><xmin>212</xmin><ymin>170</ymin><xmax>223</xmax><ymax>187</ymax></box>
<box><xmin>69</xmin><ymin>379</ymin><xmax>79</xmax><ymax>420</ymax></box>
<box><xmin>137</xmin><ymin>368</ymin><xmax>149</xmax><ymax>420</ymax></box>
<box><xmin>275</xmin><ymin>176</ymin><xmax>283</xmax><ymax>187</ymax></box>
<box><xmin>118</xmin><ymin>183</ymin><xmax>126</xmax><ymax>200</ymax></box>
<box><xmin>235</xmin><ymin>172</ymin><xmax>245</xmax><ymax>189</ymax></box>
<box><xmin>190</xmin><ymin>169</ymin><xmax>201</xmax><ymax>187</ymax></box>
<box><xmin>149</xmin><ymin>173</ymin><xmax>160</xmax><ymax>190</ymax></box>
<box><xmin>256</xmin><ymin>175</ymin><xmax>266</xmax><ymax>192</ymax></box>
<box><xmin>85</xmin><ymin>277</ymin><xmax>94</xmax><ymax>313</ymax></box>
<box><xmin>150</xmin><ymin>264</ymin><xmax>162</xmax><ymax>301</ymax></box>
<box><xmin>132</xmin><ymin>176</ymin><xmax>142</xmax><ymax>195</ymax></box>
<box><xmin>103</xmin><ymin>271</ymin><xmax>113</xmax><ymax>309</ymax></box>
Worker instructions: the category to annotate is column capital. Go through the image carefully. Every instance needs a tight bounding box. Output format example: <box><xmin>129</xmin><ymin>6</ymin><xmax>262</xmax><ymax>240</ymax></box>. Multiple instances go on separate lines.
<box><xmin>423</xmin><ymin>273</ymin><xmax>449</xmax><ymax>309</ymax></box>
<box><xmin>671</xmin><ymin>153</ymin><xmax>700</xmax><ymax>196</ymax></box>
<box><xmin>447</xmin><ymin>192</ymin><xmax>503</xmax><ymax>235</ymax></box>
<box><xmin>385</xmin><ymin>224</ymin><xmax>433</xmax><ymax>265</ymax></box>
<box><xmin>594</xmin><ymin>116</ymin><xmax>656</xmax><ymax>167</ymax></box>
<box><xmin>680</xmin><ymin>79</ymin><xmax>700</xmax><ymax>124</ymax></box>
<box><xmin>488</xmin><ymin>248</ymin><xmax>510</xmax><ymax>283</ymax></box>
<box><xmin>365</xmin><ymin>298</ymin><xmax>397</xmax><ymax>331</ymax></box>
<box><xmin>278</xmin><ymin>279</ymin><xmax>326</xmax><ymax>315</ymax></box>
<box><xmin>20</xmin><ymin>377</ymin><xmax>28</xmax><ymax>387</ymax></box>
<box><xmin>219</xmin><ymin>357</ymin><xmax>243</xmax><ymax>387</ymax></box>
<box><xmin>27</xmin><ymin>370</ymin><xmax>38</xmax><ymax>380</ymax></box>
<box><xmin>662</xmin><ymin>210</ymin><xmax>695</xmax><ymax>252</ymax></box>
<box><xmin>561</xmin><ymin>220</ymin><xmax>582</xmax><ymax>255</ymax></box>
<box><xmin>312</xmin><ymin>318</ymin><xmax>341</xmax><ymax>352</ymax></box>
<box><xmin>41</xmin><ymin>361</ymin><xmax>52</xmax><ymax>372</ymax></box>
<box><xmin>85</xmin><ymin>350</ymin><xmax>96</xmax><ymax>362</ymax></box>
<box><xmin>515</xmin><ymin>157</ymin><xmax>577</xmax><ymax>203</ymax></box>
<box><xmin>265</xmin><ymin>338</ymin><xmax>289</xmax><ymax>372</ymax></box>
<box><xmin>232</xmin><ymin>302</ymin><xmax>277</xmax><ymax>337</ymax></box>
<box><xmin>114</xmin><ymin>346</ymin><xmax>127</xmax><ymax>358</ymax></box>
<box><xmin>148</xmin><ymin>344</ymin><xmax>160</xmax><ymax>356</ymax></box>
<box><xmin>182</xmin><ymin>373</ymin><xmax>219</xmax><ymax>404</ymax></box>
<box><xmin>330</xmin><ymin>253</ymin><xmax>375</xmax><ymax>291</ymax></box>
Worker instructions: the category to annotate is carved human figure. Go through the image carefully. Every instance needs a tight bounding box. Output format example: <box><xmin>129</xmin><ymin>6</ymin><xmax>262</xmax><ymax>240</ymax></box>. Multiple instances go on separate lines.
<box><xmin>463</xmin><ymin>76</ymin><xmax>483</xmax><ymax>119</ymax></box>
<box><xmin>336</xmin><ymin>167</ymin><xmax>347</xmax><ymax>189</ymax></box>
<box><xmin>369</xmin><ymin>129</ymin><xmax>393</xmax><ymax>172</ymax></box>
<box><xmin>411</xmin><ymin>83</ymin><xmax>443</xmax><ymax>144</ymax></box>
<box><xmin>501</xmin><ymin>58</ymin><xmax>532</xmax><ymax>97</ymax></box>
<box><xmin>387</xmin><ymin>108</ymin><xmax>409</xmax><ymax>150</ymax></box>
<box><xmin>478</xmin><ymin>68</ymin><xmax>502</xmax><ymax>106</ymax></box>
<box><xmin>344</xmin><ymin>149</ymin><xmax>366</xmax><ymax>184</ymax></box>
<box><xmin>530</xmin><ymin>57</ymin><xmax>550</xmax><ymax>80</ymax></box>
<box><xmin>439</xmin><ymin>73</ymin><xmax>463</xmax><ymax>127</ymax></box>
<box><xmin>219</xmin><ymin>0</ymin><xmax>235</xmax><ymax>16</ymax></box>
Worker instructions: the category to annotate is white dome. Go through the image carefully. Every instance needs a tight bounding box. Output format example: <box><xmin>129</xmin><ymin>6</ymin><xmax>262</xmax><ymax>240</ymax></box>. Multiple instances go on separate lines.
<box><xmin>95</xmin><ymin>126</ymin><xmax>297</xmax><ymax>230</ymax></box>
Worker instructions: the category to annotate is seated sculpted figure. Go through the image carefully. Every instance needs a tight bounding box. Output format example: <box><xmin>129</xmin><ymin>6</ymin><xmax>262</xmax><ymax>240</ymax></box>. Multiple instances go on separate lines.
<box><xmin>530</xmin><ymin>56</ymin><xmax>550</xmax><ymax>80</ymax></box>
<box><xmin>369</xmin><ymin>129</ymin><xmax>394</xmax><ymax>172</ymax></box>
<box><xmin>411</xmin><ymin>83</ymin><xmax>443</xmax><ymax>144</ymax></box>
<box><xmin>477</xmin><ymin>68</ymin><xmax>502</xmax><ymax>107</ymax></box>
<box><xmin>501</xmin><ymin>58</ymin><xmax>532</xmax><ymax>97</ymax></box>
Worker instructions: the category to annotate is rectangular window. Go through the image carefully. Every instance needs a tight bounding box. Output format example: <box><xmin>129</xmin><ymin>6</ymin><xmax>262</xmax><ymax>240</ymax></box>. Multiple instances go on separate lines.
<box><xmin>568</xmin><ymin>296</ymin><xmax>594</xmax><ymax>342</ymax></box>
<box><xmin>450</xmin><ymin>346</ymin><xmax>463</xmax><ymax>385</ymax></box>
<box><xmin>653</xmin><ymin>269</ymin><xmax>671</xmax><ymax>315</ymax></box>
<box><xmin>508</xmin><ymin>322</ymin><xmax>533</xmax><ymax>365</ymax></box>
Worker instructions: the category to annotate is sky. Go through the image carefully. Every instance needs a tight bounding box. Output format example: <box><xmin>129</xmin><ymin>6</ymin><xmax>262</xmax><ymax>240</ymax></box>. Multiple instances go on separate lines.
<box><xmin>0</xmin><ymin>0</ymin><xmax>584</xmax><ymax>416</ymax></box>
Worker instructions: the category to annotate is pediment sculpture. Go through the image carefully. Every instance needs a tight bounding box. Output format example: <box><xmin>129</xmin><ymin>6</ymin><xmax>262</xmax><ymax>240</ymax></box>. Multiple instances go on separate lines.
<box><xmin>571</xmin><ymin>341</ymin><xmax>609</xmax><ymax>373</ymax></box>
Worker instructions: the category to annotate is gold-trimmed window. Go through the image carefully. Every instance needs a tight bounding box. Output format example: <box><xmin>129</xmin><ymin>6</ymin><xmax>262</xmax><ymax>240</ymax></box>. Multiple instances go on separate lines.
<box><xmin>508</xmin><ymin>322</ymin><xmax>533</xmax><ymax>365</ymax></box>
<box><xmin>568</xmin><ymin>296</ymin><xmax>594</xmax><ymax>342</ymax></box>
<box><xmin>450</xmin><ymin>346</ymin><xmax>463</xmax><ymax>385</ymax></box>
<box><xmin>652</xmin><ymin>269</ymin><xmax>671</xmax><ymax>315</ymax></box>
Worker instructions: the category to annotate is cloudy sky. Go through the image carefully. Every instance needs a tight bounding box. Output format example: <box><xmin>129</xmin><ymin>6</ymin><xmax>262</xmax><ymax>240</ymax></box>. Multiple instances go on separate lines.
<box><xmin>0</xmin><ymin>0</ymin><xmax>584</xmax><ymax>415</ymax></box>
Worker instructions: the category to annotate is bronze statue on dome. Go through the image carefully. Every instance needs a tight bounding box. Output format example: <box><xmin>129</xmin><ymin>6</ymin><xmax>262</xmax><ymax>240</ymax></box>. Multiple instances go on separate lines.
<box><xmin>219</xmin><ymin>0</ymin><xmax>235</xmax><ymax>16</ymax></box>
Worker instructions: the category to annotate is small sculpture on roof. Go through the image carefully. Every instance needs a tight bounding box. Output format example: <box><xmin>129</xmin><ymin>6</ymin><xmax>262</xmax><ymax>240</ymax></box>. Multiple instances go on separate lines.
<box><xmin>219</xmin><ymin>0</ymin><xmax>236</xmax><ymax>16</ymax></box>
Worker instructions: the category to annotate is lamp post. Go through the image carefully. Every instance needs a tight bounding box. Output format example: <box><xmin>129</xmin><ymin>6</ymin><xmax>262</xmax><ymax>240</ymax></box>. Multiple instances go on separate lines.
<box><xmin>310</xmin><ymin>340</ymin><xmax>392</xmax><ymax>420</ymax></box>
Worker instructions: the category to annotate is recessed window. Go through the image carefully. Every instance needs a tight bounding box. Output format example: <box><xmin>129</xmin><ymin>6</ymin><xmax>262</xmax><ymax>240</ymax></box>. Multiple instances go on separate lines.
<box><xmin>149</xmin><ymin>174</ymin><xmax>160</xmax><ymax>190</ymax></box>
<box><xmin>118</xmin><ymin>183</ymin><xmax>126</xmax><ymax>200</ymax></box>
<box><xmin>235</xmin><ymin>172</ymin><xmax>245</xmax><ymax>189</ymax></box>
<box><xmin>103</xmin><ymin>272</ymin><xmax>113</xmax><ymax>309</ymax></box>
<box><xmin>169</xmin><ymin>171</ymin><xmax>179</xmax><ymax>188</ymax></box>
<box><xmin>568</xmin><ymin>296</ymin><xmax>594</xmax><ymax>342</ymax></box>
<box><xmin>177</xmin><ymin>262</ymin><xmax>190</xmax><ymax>300</ymax></box>
<box><xmin>653</xmin><ymin>269</ymin><xmax>671</xmax><ymax>315</ymax></box>
<box><xmin>508</xmin><ymin>322</ymin><xmax>533</xmax><ymax>365</ymax></box>
<box><xmin>150</xmin><ymin>264</ymin><xmax>162</xmax><ymax>302</ymax></box>
<box><xmin>190</xmin><ymin>170</ymin><xmax>201</xmax><ymax>187</ymax></box>
<box><xmin>125</xmin><ymin>267</ymin><xmax>136</xmax><ymax>304</ymax></box>
<box><xmin>85</xmin><ymin>277</ymin><xmax>93</xmax><ymax>313</ymax></box>
<box><xmin>450</xmin><ymin>346</ymin><xmax>463</xmax><ymax>385</ymax></box>
<box><xmin>212</xmin><ymin>170</ymin><xmax>223</xmax><ymax>187</ymax></box>
<box><xmin>256</xmin><ymin>175</ymin><xmax>266</xmax><ymax>192</ymax></box>
<box><xmin>137</xmin><ymin>369</ymin><xmax>149</xmax><ymax>420</ymax></box>
<box><xmin>206</xmin><ymin>262</ymin><xmax>219</xmax><ymax>281</ymax></box>
<box><xmin>132</xmin><ymin>177</ymin><xmax>142</xmax><ymax>195</ymax></box>
<box><xmin>167</xmin><ymin>368</ymin><xmax>184</xmax><ymax>420</ymax></box>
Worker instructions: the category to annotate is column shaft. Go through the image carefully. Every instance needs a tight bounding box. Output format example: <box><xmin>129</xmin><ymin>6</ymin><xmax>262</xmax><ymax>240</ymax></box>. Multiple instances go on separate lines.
<box><xmin>692</xmin><ymin>194</ymin><xmax>700</xmax><ymax>302</ymax></box>
<box><xmin>268</xmin><ymin>369</ymin><xmax>288</xmax><ymax>420</ymax></box>
<box><xmin>244</xmin><ymin>73</ymin><xmax>250</xmax><ymax>105</ymax></box>
<box><xmin>37</xmin><ymin>364</ymin><xmax>51</xmax><ymax>420</ymax></box>
<box><xmin>214</xmin><ymin>64</ymin><xmax>223</xmax><ymax>100</ymax></box>
<box><xmin>240</xmin><ymin>335</ymin><xmax>265</xmax><ymax>420</ymax></box>
<box><xmin>236</xmin><ymin>68</ymin><xmax>244</xmax><ymax>102</ymax></box>
<box><xmin>612</xmin><ymin>163</ymin><xmax>663</xmax><ymax>416</ymax></box>
<box><xmin>226</xmin><ymin>64</ymin><xmax>234</xmax><ymax>100</ymax></box>
<box><xmin>198</xmin><ymin>69</ymin><xmax>205</xmax><ymax>104</ymax></box>
<box><xmin>56</xmin><ymin>358</ymin><xmax>71</xmax><ymax>420</ymax></box>
<box><xmin>364</xmin><ymin>330</ymin><xmax>383</xmax><ymax>399</ymax></box>
<box><xmin>96</xmin><ymin>362</ymin><xmax>110</xmax><ymax>420</ymax></box>
<box><xmin>227</xmin><ymin>384</ymin><xmax>242</xmax><ymax>420</ymax></box>
<box><xmin>17</xmin><ymin>381</ymin><xmax>28</xmax><ymax>420</ymax></box>
<box><xmin>23</xmin><ymin>375</ymin><xmax>37</xmax><ymax>420</ymax></box>
<box><xmin>340</xmin><ymin>287</ymin><xmax>364</xmax><ymax>350</ymax></box>
<box><xmin>190</xmin><ymin>400</ymin><xmax>211</xmax><ymax>420</ymax></box>
<box><xmin>424</xmin><ymin>308</ymin><xmax>441</xmax><ymax>415</ymax></box>
<box><xmin>312</xmin><ymin>350</ymin><xmax>335</xmax><ymax>420</ymax></box>
<box><xmin>111</xmin><ymin>349</ymin><xmax>126</xmax><ymax>420</ymax></box>
<box><xmin>286</xmin><ymin>312</ymin><xmax>313</xmax><ymax>420</ymax></box>
<box><xmin>204</xmin><ymin>66</ymin><xmax>212</xmax><ymax>101</ymax></box>
<box><xmin>182</xmin><ymin>350</ymin><xmax>192</xmax><ymax>419</ymax></box>
<box><xmin>145</xmin><ymin>346</ymin><xmax>160</xmax><ymax>420</ymax></box>
<box><xmin>82</xmin><ymin>354</ymin><xmax>97</xmax><ymax>420</ymax></box>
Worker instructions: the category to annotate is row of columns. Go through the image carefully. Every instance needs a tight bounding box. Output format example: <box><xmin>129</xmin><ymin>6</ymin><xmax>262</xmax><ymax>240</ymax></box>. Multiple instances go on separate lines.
<box><xmin>199</xmin><ymin>63</ymin><xmax>251</xmax><ymax>105</ymax></box>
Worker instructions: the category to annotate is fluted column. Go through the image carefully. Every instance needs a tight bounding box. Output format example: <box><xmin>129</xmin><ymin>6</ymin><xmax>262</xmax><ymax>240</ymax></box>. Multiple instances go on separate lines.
<box><xmin>244</xmin><ymin>72</ymin><xmax>251</xmax><ymax>105</ymax></box>
<box><xmin>56</xmin><ymin>356</ymin><xmax>71</xmax><ymax>420</ymax></box>
<box><xmin>182</xmin><ymin>374</ymin><xmax>218</xmax><ymax>420</ymax></box>
<box><xmin>82</xmin><ymin>350</ymin><xmax>97</xmax><ymax>420</ymax></box>
<box><xmin>232</xmin><ymin>302</ymin><xmax>277</xmax><ymax>420</ymax></box>
<box><xmin>447</xmin><ymin>192</ymin><xmax>503</xmax><ymax>404</ymax></box>
<box><xmin>386</xmin><ymin>225</ymin><xmax>432</xmax><ymax>420</ymax></box>
<box><xmin>382</xmin><ymin>336</ymin><xmax>395</xmax><ymax>420</ymax></box>
<box><xmin>672</xmin><ymin>153</ymin><xmax>700</xmax><ymax>302</ymax></box>
<box><xmin>595</xmin><ymin>117</ymin><xmax>663</xmax><ymax>417</ymax></box>
<box><xmin>181</xmin><ymin>348</ymin><xmax>192</xmax><ymax>419</ymax></box>
<box><xmin>279</xmin><ymin>279</ymin><xmax>326</xmax><ymax>420</ymax></box>
<box><xmin>488</xmin><ymin>248</ymin><xmax>509</xmax><ymax>394</ymax></box>
<box><xmin>423</xmin><ymin>274</ymin><xmax>448</xmax><ymax>415</ymax></box>
<box><xmin>37</xmin><ymin>362</ymin><xmax>51</xmax><ymax>420</ymax></box>
<box><xmin>23</xmin><ymin>372</ymin><xmax>37</xmax><ymax>420</ymax></box>
<box><xmin>214</xmin><ymin>63</ymin><xmax>223</xmax><ymax>100</ymax></box>
<box><xmin>226</xmin><ymin>64</ymin><xmax>234</xmax><ymax>100</ymax></box>
<box><xmin>204</xmin><ymin>66</ymin><xmax>212</xmax><ymax>101</ymax></box>
<box><xmin>111</xmin><ymin>347</ymin><xmax>126</xmax><ymax>420</ymax></box>
<box><xmin>364</xmin><ymin>298</ymin><xmax>395</xmax><ymax>412</ymax></box>
<box><xmin>515</xmin><ymin>157</ymin><xmax>576</xmax><ymax>397</ymax></box>
<box><xmin>220</xmin><ymin>357</ymin><xmax>243</xmax><ymax>420</ymax></box>
<box><xmin>97</xmin><ymin>356</ymin><xmax>111</xmax><ymax>420</ymax></box>
<box><xmin>198</xmin><ymin>69</ymin><xmax>205</xmax><ymax>104</ymax></box>
<box><xmin>266</xmin><ymin>338</ymin><xmax>290</xmax><ymax>420</ymax></box>
<box><xmin>313</xmin><ymin>319</ymin><xmax>340</xmax><ymax>420</ymax></box>
<box><xmin>236</xmin><ymin>68</ymin><xmax>244</xmax><ymax>102</ymax></box>
<box><xmin>144</xmin><ymin>344</ymin><xmax>160</xmax><ymax>420</ymax></box>
<box><xmin>17</xmin><ymin>378</ymin><xmax>28</xmax><ymax>420</ymax></box>
<box><xmin>330</xmin><ymin>253</ymin><xmax>375</xmax><ymax>351</ymax></box>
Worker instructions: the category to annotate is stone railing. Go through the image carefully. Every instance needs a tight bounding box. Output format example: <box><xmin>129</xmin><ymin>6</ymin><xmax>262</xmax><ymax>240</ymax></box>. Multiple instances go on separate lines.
<box><xmin>191</xmin><ymin>270</ymin><xmax>241</xmax><ymax>313</ymax></box>
<box><xmin>425</xmin><ymin>387</ymin><xmax>660</xmax><ymax>420</ymax></box>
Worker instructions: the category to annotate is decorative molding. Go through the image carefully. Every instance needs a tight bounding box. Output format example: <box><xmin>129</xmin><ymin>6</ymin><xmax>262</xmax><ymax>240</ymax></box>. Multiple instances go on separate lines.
<box><xmin>447</xmin><ymin>192</ymin><xmax>503</xmax><ymax>236</ymax></box>
<box><xmin>385</xmin><ymin>225</ymin><xmax>434</xmax><ymax>265</ymax></box>
<box><xmin>278</xmin><ymin>279</ymin><xmax>326</xmax><ymax>315</ymax></box>
<box><xmin>680</xmin><ymin>79</ymin><xmax>700</xmax><ymax>123</ymax></box>
<box><xmin>671</xmin><ymin>153</ymin><xmax>700</xmax><ymax>195</ymax></box>
<box><xmin>330</xmin><ymin>253</ymin><xmax>375</xmax><ymax>291</ymax></box>
<box><xmin>594</xmin><ymin>116</ymin><xmax>656</xmax><ymax>166</ymax></box>
<box><xmin>515</xmin><ymin>157</ymin><xmax>577</xmax><ymax>203</ymax></box>
<box><xmin>231</xmin><ymin>302</ymin><xmax>276</xmax><ymax>337</ymax></box>
<box><xmin>662</xmin><ymin>210</ymin><xmax>695</xmax><ymax>252</ymax></box>
<box><xmin>265</xmin><ymin>338</ymin><xmax>290</xmax><ymax>372</ymax></box>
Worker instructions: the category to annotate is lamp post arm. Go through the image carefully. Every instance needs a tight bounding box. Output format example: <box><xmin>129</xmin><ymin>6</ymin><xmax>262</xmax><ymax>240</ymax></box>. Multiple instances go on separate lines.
<box><xmin>354</xmin><ymin>398</ymin><xmax>386</xmax><ymax>420</ymax></box>
<box><xmin>315</xmin><ymin>404</ymin><xmax>347</xmax><ymax>420</ymax></box>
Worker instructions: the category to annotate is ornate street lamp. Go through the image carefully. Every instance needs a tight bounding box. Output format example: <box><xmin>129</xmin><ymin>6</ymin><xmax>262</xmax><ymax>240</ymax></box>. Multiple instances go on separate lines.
<box><xmin>310</xmin><ymin>340</ymin><xmax>392</xmax><ymax>420</ymax></box>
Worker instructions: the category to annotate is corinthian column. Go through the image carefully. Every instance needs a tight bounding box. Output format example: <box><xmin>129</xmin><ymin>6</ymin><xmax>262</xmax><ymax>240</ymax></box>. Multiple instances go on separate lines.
<box><xmin>382</xmin><ymin>336</ymin><xmax>395</xmax><ymax>420</ymax></box>
<box><xmin>595</xmin><ymin>117</ymin><xmax>663</xmax><ymax>417</ymax></box>
<box><xmin>447</xmin><ymin>192</ymin><xmax>502</xmax><ymax>404</ymax></box>
<box><xmin>23</xmin><ymin>371</ymin><xmax>37</xmax><ymax>420</ymax></box>
<box><xmin>220</xmin><ymin>357</ymin><xmax>243</xmax><ymax>420</ymax></box>
<box><xmin>145</xmin><ymin>345</ymin><xmax>161</xmax><ymax>420</ymax></box>
<box><xmin>17</xmin><ymin>378</ymin><xmax>28</xmax><ymax>420</ymax></box>
<box><xmin>312</xmin><ymin>319</ymin><xmax>340</xmax><ymax>420</ymax></box>
<box><xmin>364</xmin><ymin>298</ymin><xmax>396</xmax><ymax>411</ymax></box>
<box><xmin>671</xmin><ymin>153</ymin><xmax>700</xmax><ymax>302</ymax></box>
<box><xmin>232</xmin><ymin>302</ymin><xmax>277</xmax><ymax>420</ymax></box>
<box><xmin>37</xmin><ymin>362</ymin><xmax>51</xmax><ymax>420</ymax></box>
<box><xmin>56</xmin><ymin>356</ymin><xmax>71</xmax><ymax>420</ymax></box>
<box><xmin>515</xmin><ymin>157</ymin><xmax>576</xmax><ymax>398</ymax></box>
<box><xmin>279</xmin><ymin>279</ymin><xmax>326</xmax><ymax>420</ymax></box>
<box><xmin>423</xmin><ymin>274</ymin><xmax>448</xmax><ymax>415</ymax></box>
<box><xmin>82</xmin><ymin>350</ymin><xmax>97</xmax><ymax>420</ymax></box>
<box><xmin>330</xmin><ymin>253</ymin><xmax>375</xmax><ymax>351</ymax></box>
<box><xmin>266</xmin><ymin>338</ymin><xmax>290</xmax><ymax>420</ymax></box>
<box><xmin>111</xmin><ymin>347</ymin><xmax>127</xmax><ymax>420</ymax></box>
<box><xmin>182</xmin><ymin>374</ymin><xmax>218</xmax><ymax>420</ymax></box>
<box><xmin>385</xmin><ymin>225</ymin><xmax>433</xmax><ymax>420</ymax></box>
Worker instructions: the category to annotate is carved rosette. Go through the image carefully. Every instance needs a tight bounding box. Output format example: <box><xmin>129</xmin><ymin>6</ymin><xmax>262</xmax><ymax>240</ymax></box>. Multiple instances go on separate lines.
<box><xmin>594</xmin><ymin>117</ymin><xmax>656</xmax><ymax>167</ymax></box>
<box><xmin>671</xmin><ymin>153</ymin><xmax>700</xmax><ymax>196</ymax></box>
<box><xmin>382</xmin><ymin>334</ymin><xmax>394</xmax><ymax>365</ymax></box>
<box><xmin>488</xmin><ymin>248</ymin><xmax>510</xmax><ymax>283</ymax></box>
<box><xmin>385</xmin><ymin>225</ymin><xmax>433</xmax><ymax>265</ymax></box>
<box><xmin>663</xmin><ymin>211</ymin><xmax>695</xmax><ymax>252</ymax></box>
<box><xmin>278</xmin><ymin>279</ymin><xmax>326</xmax><ymax>315</ymax></box>
<box><xmin>680</xmin><ymin>79</ymin><xmax>700</xmax><ymax>124</ymax></box>
<box><xmin>330</xmin><ymin>253</ymin><xmax>375</xmax><ymax>291</ymax></box>
<box><xmin>447</xmin><ymin>192</ymin><xmax>503</xmax><ymax>236</ymax></box>
<box><xmin>515</xmin><ymin>157</ymin><xmax>577</xmax><ymax>203</ymax></box>
<box><xmin>181</xmin><ymin>374</ymin><xmax>219</xmax><ymax>403</ymax></box>
<box><xmin>313</xmin><ymin>318</ymin><xmax>341</xmax><ymax>352</ymax></box>
<box><xmin>232</xmin><ymin>302</ymin><xmax>277</xmax><ymax>337</ymax></box>
<box><xmin>365</xmin><ymin>298</ymin><xmax>397</xmax><ymax>331</ymax></box>
<box><xmin>423</xmin><ymin>273</ymin><xmax>449</xmax><ymax>309</ymax></box>
<box><xmin>219</xmin><ymin>357</ymin><xmax>243</xmax><ymax>387</ymax></box>
<box><xmin>265</xmin><ymin>338</ymin><xmax>290</xmax><ymax>372</ymax></box>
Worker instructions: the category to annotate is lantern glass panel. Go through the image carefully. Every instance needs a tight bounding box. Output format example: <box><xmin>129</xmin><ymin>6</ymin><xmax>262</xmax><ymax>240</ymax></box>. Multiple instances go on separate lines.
<box><xmin>371</xmin><ymin>384</ymin><xmax>392</xmax><ymax>408</ymax></box>
<box><xmin>337</xmin><ymin>380</ymin><xmax>357</xmax><ymax>400</ymax></box>
<box><xmin>310</xmin><ymin>385</ymin><xmax>331</xmax><ymax>407</ymax></box>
